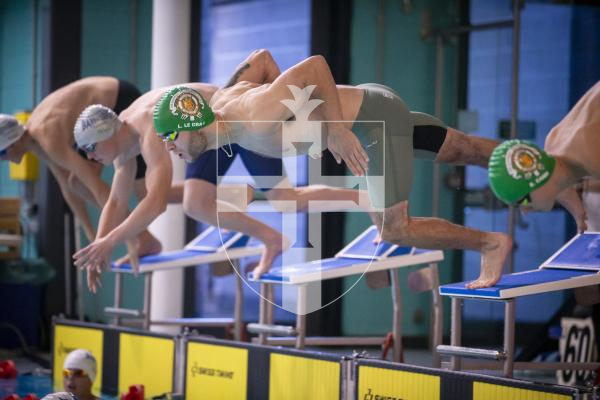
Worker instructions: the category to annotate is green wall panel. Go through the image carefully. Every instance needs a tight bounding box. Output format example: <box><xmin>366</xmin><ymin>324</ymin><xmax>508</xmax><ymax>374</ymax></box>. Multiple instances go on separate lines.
<box><xmin>81</xmin><ymin>0</ymin><xmax>152</xmax><ymax>91</ymax></box>
<box><xmin>79</xmin><ymin>0</ymin><xmax>153</xmax><ymax>321</ymax></box>
<box><xmin>342</xmin><ymin>0</ymin><xmax>460</xmax><ymax>337</ymax></box>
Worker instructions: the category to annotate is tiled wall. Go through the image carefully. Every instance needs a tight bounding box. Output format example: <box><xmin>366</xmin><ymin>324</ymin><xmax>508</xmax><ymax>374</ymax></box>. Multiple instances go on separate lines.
<box><xmin>194</xmin><ymin>0</ymin><xmax>311</xmax><ymax>324</ymax></box>
<box><xmin>464</xmin><ymin>2</ymin><xmax>600</xmax><ymax>322</ymax></box>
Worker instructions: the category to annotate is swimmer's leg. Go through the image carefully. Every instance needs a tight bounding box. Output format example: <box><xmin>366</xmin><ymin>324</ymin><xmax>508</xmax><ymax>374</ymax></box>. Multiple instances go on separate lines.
<box><xmin>371</xmin><ymin>201</ymin><xmax>512</xmax><ymax>289</ymax></box>
<box><xmin>410</xmin><ymin>111</ymin><xmax>499</xmax><ymax>167</ymax></box>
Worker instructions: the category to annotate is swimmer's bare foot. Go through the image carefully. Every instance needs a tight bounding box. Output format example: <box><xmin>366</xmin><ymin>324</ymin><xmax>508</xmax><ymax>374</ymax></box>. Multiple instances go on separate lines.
<box><xmin>466</xmin><ymin>233</ymin><xmax>513</xmax><ymax>289</ymax></box>
<box><xmin>114</xmin><ymin>231</ymin><xmax>162</xmax><ymax>267</ymax></box>
<box><xmin>138</xmin><ymin>231</ymin><xmax>163</xmax><ymax>256</ymax></box>
<box><xmin>252</xmin><ymin>233</ymin><xmax>291</xmax><ymax>280</ymax></box>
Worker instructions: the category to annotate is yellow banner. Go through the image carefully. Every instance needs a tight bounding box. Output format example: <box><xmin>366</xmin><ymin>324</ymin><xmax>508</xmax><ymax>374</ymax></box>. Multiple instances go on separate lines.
<box><xmin>269</xmin><ymin>353</ymin><xmax>340</xmax><ymax>400</ymax></box>
<box><xmin>474</xmin><ymin>382</ymin><xmax>571</xmax><ymax>400</ymax></box>
<box><xmin>53</xmin><ymin>325</ymin><xmax>103</xmax><ymax>395</ymax></box>
<box><xmin>118</xmin><ymin>333</ymin><xmax>174</xmax><ymax>397</ymax></box>
<box><xmin>185</xmin><ymin>342</ymin><xmax>248</xmax><ymax>400</ymax></box>
<box><xmin>357</xmin><ymin>366</ymin><xmax>440</xmax><ymax>400</ymax></box>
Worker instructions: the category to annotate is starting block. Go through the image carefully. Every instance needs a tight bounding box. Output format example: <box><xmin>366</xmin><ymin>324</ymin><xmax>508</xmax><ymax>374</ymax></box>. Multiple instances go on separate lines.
<box><xmin>248</xmin><ymin>226</ymin><xmax>444</xmax><ymax>364</ymax></box>
<box><xmin>107</xmin><ymin>226</ymin><xmax>263</xmax><ymax>339</ymax></box>
<box><xmin>438</xmin><ymin>232</ymin><xmax>600</xmax><ymax>377</ymax></box>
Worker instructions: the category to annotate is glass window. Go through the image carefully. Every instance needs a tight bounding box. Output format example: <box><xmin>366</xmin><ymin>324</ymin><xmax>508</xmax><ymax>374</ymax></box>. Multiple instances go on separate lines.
<box><xmin>195</xmin><ymin>0</ymin><xmax>312</xmax><ymax>324</ymax></box>
<box><xmin>464</xmin><ymin>0</ymin><xmax>577</xmax><ymax>322</ymax></box>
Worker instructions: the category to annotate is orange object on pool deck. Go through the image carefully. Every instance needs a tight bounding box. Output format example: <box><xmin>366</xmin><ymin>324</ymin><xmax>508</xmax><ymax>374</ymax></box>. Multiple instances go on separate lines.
<box><xmin>121</xmin><ymin>384</ymin><xmax>144</xmax><ymax>400</ymax></box>
<box><xmin>3</xmin><ymin>394</ymin><xmax>20</xmax><ymax>400</ymax></box>
<box><xmin>0</xmin><ymin>360</ymin><xmax>17</xmax><ymax>379</ymax></box>
<box><xmin>23</xmin><ymin>395</ymin><xmax>39</xmax><ymax>400</ymax></box>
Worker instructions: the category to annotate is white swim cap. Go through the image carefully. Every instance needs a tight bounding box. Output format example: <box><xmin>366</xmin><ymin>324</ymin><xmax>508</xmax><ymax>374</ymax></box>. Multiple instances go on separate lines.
<box><xmin>41</xmin><ymin>392</ymin><xmax>78</xmax><ymax>400</ymax></box>
<box><xmin>74</xmin><ymin>104</ymin><xmax>121</xmax><ymax>148</ymax></box>
<box><xmin>63</xmin><ymin>349</ymin><xmax>97</xmax><ymax>383</ymax></box>
<box><xmin>0</xmin><ymin>114</ymin><xmax>25</xmax><ymax>152</ymax></box>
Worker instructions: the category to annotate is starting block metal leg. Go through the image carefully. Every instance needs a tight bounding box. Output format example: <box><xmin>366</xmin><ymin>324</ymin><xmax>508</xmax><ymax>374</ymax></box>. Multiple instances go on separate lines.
<box><xmin>503</xmin><ymin>299</ymin><xmax>516</xmax><ymax>378</ymax></box>
<box><xmin>296</xmin><ymin>284</ymin><xmax>307</xmax><ymax>350</ymax></box>
<box><xmin>266</xmin><ymin>284</ymin><xmax>275</xmax><ymax>326</ymax></box>
<box><xmin>450</xmin><ymin>297</ymin><xmax>463</xmax><ymax>371</ymax></box>
<box><xmin>269</xmin><ymin>285</ymin><xmax>275</xmax><ymax>324</ymax></box>
<box><xmin>258</xmin><ymin>283</ymin><xmax>269</xmax><ymax>345</ymax></box>
<box><xmin>390</xmin><ymin>269</ymin><xmax>403</xmax><ymax>363</ymax></box>
<box><xmin>234</xmin><ymin>260</ymin><xmax>243</xmax><ymax>341</ymax></box>
<box><xmin>143</xmin><ymin>272</ymin><xmax>152</xmax><ymax>330</ymax></box>
<box><xmin>74</xmin><ymin>218</ymin><xmax>84</xmax><ymax>322</ymax></box>
<box><xmin>113</xmin><ymin>272</ymin><xmax>123</xmax><ymax>326</ymax></box>
<box><xmin>430</xmin><ymin>263</ymin><xmax>443</xmax><ymax>368</ymax></box>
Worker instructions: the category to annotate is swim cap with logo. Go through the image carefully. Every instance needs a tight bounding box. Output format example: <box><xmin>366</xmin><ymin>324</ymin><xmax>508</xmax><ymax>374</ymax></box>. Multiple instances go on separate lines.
<box><xmin>488</xmin><ymin>139</ymin><xmax>556</xmax><ymax>204</ymax></box>
<box><xmin>74</xmin><ymin>104</ymin><xmax>121</xmax><ymax>148</ymax></box>
<box><xmin>63</xmin><ymin>349</ymin><xmax>97</xmax><ymax>383</ymax></box>
<box><xmin>0</xmin><ymin>114</ymin><xmax>26</xmax><ymax>152</ymax></box>
<box><xmin>153</xmin><ymin>86</ymin><xmax>215</xmax><ymax>135</ymax></box>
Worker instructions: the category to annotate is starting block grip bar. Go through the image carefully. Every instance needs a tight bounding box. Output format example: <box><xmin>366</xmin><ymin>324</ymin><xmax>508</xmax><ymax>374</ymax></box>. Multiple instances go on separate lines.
<box><xmin>437</xmin><ymin>345</ymin><xmax>506</xmax><ymax>360</ymax></box>
<box><xmin>104</xmin><ymin>307</ymin><xmax>143</xmax><ymax>318</ymax></box>
<box><xmin>150</xmin><ymin>318</ymin><xmax>235</xmax><ymax>327</ymax></box>
<box><xmin>247</xmin><ymin>323</ymin><xmax>297</xmax><ymax>336</ymax></box>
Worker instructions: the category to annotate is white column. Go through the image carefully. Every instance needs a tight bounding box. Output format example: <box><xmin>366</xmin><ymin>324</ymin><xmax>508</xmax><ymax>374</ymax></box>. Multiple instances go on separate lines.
<box><xmin>149</xmin><ymin>0</ymin><xmax>191</xmax><ymax>334</ymax></box>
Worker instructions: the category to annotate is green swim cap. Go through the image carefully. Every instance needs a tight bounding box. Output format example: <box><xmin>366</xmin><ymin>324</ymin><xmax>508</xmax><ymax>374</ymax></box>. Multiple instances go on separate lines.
<box><xmin>488</xmin><ymin>139</ymin><xmax>556</xmax><ymax>204</ymax></box>
<box><xmin>153</xmin><ymin>86</ymin><xmax>215</xmax><ymax>135</ymax></box>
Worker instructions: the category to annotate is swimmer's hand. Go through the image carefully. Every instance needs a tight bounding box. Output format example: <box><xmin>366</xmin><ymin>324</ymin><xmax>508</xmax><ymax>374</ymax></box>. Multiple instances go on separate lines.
<box><xmin>73</xmin><ymin>235</ymin><xmax>115</xmax><ymax>293</ymax></box>
<box><xmin>327</xmin><ymin>128</ymin><xmax>369</xmax><ymax>176</ymax></box>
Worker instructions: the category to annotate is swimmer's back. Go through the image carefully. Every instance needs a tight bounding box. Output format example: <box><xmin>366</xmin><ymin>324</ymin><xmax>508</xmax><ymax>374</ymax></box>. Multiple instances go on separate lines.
<box><xmin>545</xmin><ymin>81</ymin><xmax>600</xmax><ymax>177</ymax></box>
<box><xmin>27</xmin><ymin>76</ymin><xmax>119</xmax><ymax>142</ymax></box>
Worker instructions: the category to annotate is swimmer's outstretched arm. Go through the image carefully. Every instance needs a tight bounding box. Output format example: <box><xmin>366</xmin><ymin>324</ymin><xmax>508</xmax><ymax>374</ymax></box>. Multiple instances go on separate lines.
<box><xmin>44</xmin><ymin>142</ymin><xmax>110</xmax><ymax>207</ymax></box>
<box><xmin>101</xmin><ymin>136</ymin><xmax>171</xmax><ymax>244</ymax></box>
<box><xmin>74</xmin><ymin>130</ymin><xmax>171</xmax><ymax>292</ymax></box>
<box><xmin>245</xmin><ymin>55</ymin><xmax>369</xmax><ymax>175</ymax></box>
<box><xmin>35</xmin><ymin>139</ymin><xmax>102</xmax><ymax>241</ymax></box>
<box><xmin>43</xmin><ymin>156</ymin><xmax>97</xmax><ymax>241</ymax></box>
<box><xmin>73</xmin><ymin>155</ymin><xmax>136</xmax><ymax>292</ymax></box>
<box><xmin>224</xmin><ymin>49</ymin><xmax>281</xmax><ymax>87</ymax></box>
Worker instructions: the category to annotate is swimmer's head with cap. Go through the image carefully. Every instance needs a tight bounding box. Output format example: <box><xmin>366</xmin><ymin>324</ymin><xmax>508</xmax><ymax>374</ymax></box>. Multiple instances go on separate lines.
<box><xmin>62</xmin><ymin>349</ymin><xmax>97</xmax><ymax>399</ymax></box>
<box><xmin>0</xmin><ymin>114</ymin><xmax>27</xmax><ymax>163</ymax></box>
<box><xmin>74</xmin><ymin>104</ymin><xmax>122</xmax><ymax>165</ymax></box>
<box><xmin>488</xmin><ymin>139</ymin><xmax>556</xmax><ymax>210</ymax></box>
<box><xmin>153</xmin><ymin>86</ymin><xmax>215</xmax><ymax>162</ymax></box>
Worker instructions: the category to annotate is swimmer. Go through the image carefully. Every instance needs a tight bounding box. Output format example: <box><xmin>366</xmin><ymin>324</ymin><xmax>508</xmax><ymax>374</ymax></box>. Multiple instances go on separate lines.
<box><xmin>153</xmin><ymin>50</ymin><xmax>511</xmax><ymax>289</ymax></box>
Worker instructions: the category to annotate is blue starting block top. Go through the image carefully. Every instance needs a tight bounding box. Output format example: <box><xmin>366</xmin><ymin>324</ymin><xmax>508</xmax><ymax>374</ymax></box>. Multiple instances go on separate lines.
<box><xmin>249</xmin><ymin>226</ymin><xmax>443</xmax><ymax>285</ymax></box>
<box><xmin>335</xmin><ymin>226</ymin><xmax>397</xmax><ymax>259</ymax></box>
<box><xmin>440</xmin><ymin>268</ymin><xmax>598</xmax><ymax>299</ymax></box>
<box><xmin>544</xmin><ymin>232</ymin><xmax>600</xmax><ymax>271</ymax></box>
<box><xmin>440</xmin><ymin>232</ymin><xmax>600</xmax><ymax>299</ymax></box>
<box><xmin>112</xmin><ymin>226</ymin><xmax>262</xmax><ymax>273</ymax></box>
<box><xmin>184</xmin><ymin>227</ymin><xmax>247</xmax><ymax>251</ymax></box>
<box><xmin>257</xmin><ymin>257</ymin><xmax>366</xmax><ymax>283</ymax></box>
